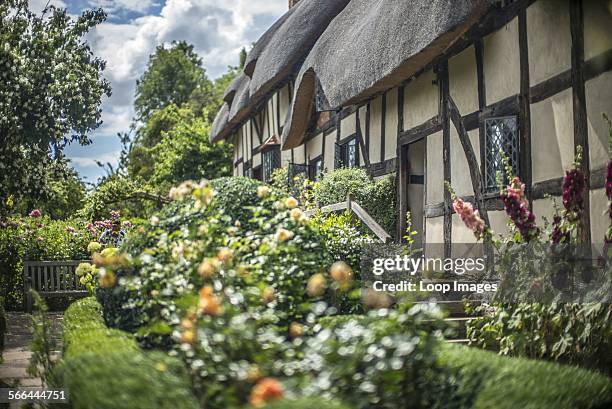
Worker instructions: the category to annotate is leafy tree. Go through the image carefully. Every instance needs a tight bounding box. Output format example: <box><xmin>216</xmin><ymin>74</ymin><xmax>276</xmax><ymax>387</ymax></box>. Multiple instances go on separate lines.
<box><xmin>13</xmin><ymin>160</ymin><xmax>86</xmax><ymax>220</ymax></box>
<box><xmin>0</xmin><ymin>1</ymin><xmax>111</xmax><ymax>216</ymax></box>
<box><xmin>147</xmin><ymin>106</ymin><xmax>232</xmax><ymax>190</ymax></box>
<box><xmin>134</xmin><ymin>41</ymin><xmax>214</xmax><ymax>121</ymax></box>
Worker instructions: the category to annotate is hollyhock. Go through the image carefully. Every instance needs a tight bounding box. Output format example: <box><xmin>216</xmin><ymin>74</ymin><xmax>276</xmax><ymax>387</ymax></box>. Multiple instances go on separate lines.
<box><xmin>501</xmin><ymin>177</ymin><xmax>539</xmax><ymax>242</ymax></box>
<box><xmin>550</xmin><ymin>215</ymin><xmax>569</xmax><ymax>244</ymax></box>
<box><xmin>110</xmin><ymin>210</ymin><xmax>120</xmax><ymax>219</ymax></box>
<box><xmin>29</xmin><ymin>209</ymin><xmax>41</xmax><ymax>218</ymax></box>
<box><xmin>453</xmin><ymin>198</ymin><xmax>487</xmax><ymax>239</ymax></box>
<box><xmin>562</xmin><ymin>167</ymin><xmax>586</xmax><ymax>218</ymax></box>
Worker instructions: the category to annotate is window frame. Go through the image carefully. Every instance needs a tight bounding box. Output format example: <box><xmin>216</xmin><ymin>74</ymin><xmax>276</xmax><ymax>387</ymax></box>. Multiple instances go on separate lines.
<box><xmin>335</xmin><ymin>134</ymin><xmax>360</xmax><ymax>169</ymax></box>
<box><xmin>308</xmin><ymin>155</ymin><xmax>323</xmax><ymax>180</ymax></box>
<box><xmin>482</xmin><ymin>115</ymin><xmax>520</xmax><ymax>194</ymax></box>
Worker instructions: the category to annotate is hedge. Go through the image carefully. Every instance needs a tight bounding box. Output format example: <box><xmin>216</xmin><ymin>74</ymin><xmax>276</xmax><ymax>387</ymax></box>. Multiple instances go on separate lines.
<box><xmin>55</xmin><ymin>297</ymin><xmax>198</xmax><ymax>409</ymax></box>
<box><xmin>0</xmin><ymin>296</ymin><xmax>6</xmax><ymax>354</ymax></box>
<box><xmin>318</xmin><ymin>315</ymin><xmax>612</xmax><ymax>409</ymax></box>
<box><xmin>259</xmin><ymin>397</ymin><xmax>352</xmax><ymax>409</ymax></box>
<box><xmin>436</xmin><ymin>344</ymin><xmax>612</xmax><ymax>409</ymax></box>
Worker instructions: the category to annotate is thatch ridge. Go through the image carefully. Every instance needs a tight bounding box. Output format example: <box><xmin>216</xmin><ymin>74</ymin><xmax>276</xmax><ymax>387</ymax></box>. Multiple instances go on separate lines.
<box><xmin>282</xmin><ymin>0</ymin><xmax>491</xmax><ymax>148</ymax></box>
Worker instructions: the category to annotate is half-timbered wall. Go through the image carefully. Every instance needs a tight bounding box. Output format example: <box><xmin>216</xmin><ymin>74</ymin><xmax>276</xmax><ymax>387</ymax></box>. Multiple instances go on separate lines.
<box><xmin>230</xmin><ymin>0</ymin><xmax>611</xmax><ymax>246</ymax></box>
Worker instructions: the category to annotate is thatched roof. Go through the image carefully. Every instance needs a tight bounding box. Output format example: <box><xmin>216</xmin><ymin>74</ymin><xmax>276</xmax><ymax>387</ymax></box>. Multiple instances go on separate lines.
<box><xmin>210</xmin><ymin>0</ymin><xmax>349</xmax><ymax>143</ymax></box>
<box><xmin>282</xmin><ymin>0</ymin><xmax>490</xmax><ymax>148</ymax></box>
<box><xmin>247</xmin><ymin>0</ymin><xmax>351</xmax><ymax>101</ymax></box>
<box><xmin>210</xmin><ymin>103</ymin><xmax>229</xmax><ymax>143</ymax></box>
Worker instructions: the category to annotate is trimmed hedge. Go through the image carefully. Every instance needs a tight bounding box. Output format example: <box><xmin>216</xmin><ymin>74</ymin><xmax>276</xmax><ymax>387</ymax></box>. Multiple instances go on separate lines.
<box><xmin>259</xmin><ymin>397</ymin><xmax>352</xmax><ymax>409</ymax></box>
<box><xmin>55</xmin><ymin>298</ymin><xmax>198</xmax><ymax>409</ymax></box>
<box><xmin>436</xmin><ymin>344</ymin><xmax>612</xmax><ymax>409</ymax></box>
<box><xmin>0</xmin><ymin>296</ymin><xmax>6</xmax><ymax>353</ymax></box>
<box><xmin>318</xmin><ymin>316</ymin><xmax>612</xmax><ymax>409</ymax></box>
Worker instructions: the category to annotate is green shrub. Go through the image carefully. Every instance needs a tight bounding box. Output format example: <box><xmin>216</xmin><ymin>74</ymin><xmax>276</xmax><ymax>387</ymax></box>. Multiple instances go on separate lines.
<box><xmin>209</xmin><ymin>176</ymin><xmax>264</xmax><ymax>225</ymax></box>
<box><xmin>259</xmin><ymin>397</ymin><xmax>352</xmax><ymax>409</ymax></box>
<box><xmin>436</xmin><ymin>343</ymin><xmax>612</xmax><ymax>409</ymax></box>
<box><xmin>313</xmin><ymin>168</ymin><xmax>396</xmax><ymax>235</ymax></box>
<box><xmin>0</xmin><ymin>216</ymin><xmax>95</xmax><ymax>310</ymax></box>
<box><xmin>466</xmin><ymin>302</ymin><xmax>612</xmax><ymax>373</ymax></box>
<box><xmin>56</xmin><ymin>298</ymin><xmax>198</xmax><ymax>409</ymax></box>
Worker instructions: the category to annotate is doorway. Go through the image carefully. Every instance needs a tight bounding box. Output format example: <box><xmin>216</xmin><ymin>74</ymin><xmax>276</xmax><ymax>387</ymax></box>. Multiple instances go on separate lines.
<box><xmin>400</xmin><ymin>139</ymin><xmax>425</xmax><ymax>248</ymax></box>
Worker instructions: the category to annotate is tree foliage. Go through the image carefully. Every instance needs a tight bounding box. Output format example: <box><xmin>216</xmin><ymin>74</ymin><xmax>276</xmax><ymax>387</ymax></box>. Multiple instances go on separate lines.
<box><xmin>134</xmin><ymin>41</ymin><xmax>213</xmax><ymax>121</ymax></box>
<box><xmin>0</xmin><ymin>0</ymin><xmax>111</xmax><ymax>215</ymax></box>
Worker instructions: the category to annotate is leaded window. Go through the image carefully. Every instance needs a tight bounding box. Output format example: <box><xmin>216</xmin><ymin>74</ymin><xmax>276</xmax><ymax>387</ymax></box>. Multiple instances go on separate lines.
<box><xmin>309</xmin><ymin>156</ymin><xmax>323</xmax><ymax>181</ymax></box>
<box><xmin>262</xmin><ymin>146</ymin><xmax>281</xmax><ymax>183</ymax></box>
<box><xmin>335</xmin><ymin>136</ymin><xmax>359</xmax><ymax>169</ymax></box>
<box><xmin>484</xmin><ymin>116</ymin><xmax>519</xmax><ymax>193</ymax></box>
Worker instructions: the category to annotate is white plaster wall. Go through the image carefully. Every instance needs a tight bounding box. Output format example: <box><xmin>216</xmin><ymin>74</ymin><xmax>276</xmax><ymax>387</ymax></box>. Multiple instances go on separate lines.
<box><xmin>583</xmin><ymin>0</ymin><xmax>612</xmax><ymax>60</ymax></box>
<box><xmin>324</xmin><ymin>131</ymin><xmax>335</xmax><ymax>172</ymax></box>
<box><xmin>385</xmin><ymin>90</ymin><xmax>399</xmax><ymax>160</ymax></box>
<box><xmin>526</xmin><ymin>0</ymin><xmax>571</xmax><ymax>86</ymax></box>
<box><xmin>267</xmin><ymin>98</ymin><xmax>276</xmax><ymax>138</ymax></box>
<box><xmin>305</xmin><ymin>132</ymin><xmax>324</xmax><ymax>160</ymax></box>
<box><xmin>484</xmin><ymin>17</ymin><xmax>520</xmax><ymax>104</ymax></box>
<box><xmin>293</xmin><ymin>144</ymin><xmax>306</xmax><ymax>164</ymax></box>
<box><xmin>530</xmin><ymin>89</ymin><xmax>574</xmax><ymax>183</ymax></box>
<box><xmin>341</xmin><ymin>112</ymin><xmax>356</xmax><ymax>139</ymax></box>
<box><xmin>532</xmin><ymin>197</ymin><xmax>557</xmax><ymax>228</ymax></box>
<box><xmin>488</xmin><ymin>210</ymin><xmax>510</xmax><ymax>238</ymax></box>
<box><xmin>279</xmin><ymin>84</ymin><xmax>291</xmax><ymax>127</ymax></box>
<box><xmin>449</xmin><ymin>46</ymin><xmax>479</xmax><ymax>115</ymax></box>
<box><xmin>252</xmin><ymin>152</ymin><xmax>262</xmax><ymax>168</ymax></box>
<box><xmin>452</xmin><ymin>214</ymin><xmax>478</xmax><ymax>244</ymax></box>
<box><xmin>281</xmin><ymin>148</ymin><xmax>292</xmax><ymax>166</ymax></box>
<box><xmin>586</xmin><ymin>71</ymin><xmax>612</xmax><ymax>171</ymax></box>
<box><xmin>369</xmin><ymin>95</ymin><xmax>383</xmax><ymax>163</ymax></box>
<box><xmin>450</xmin><ymin>128</ymin><xmax>480</xmax><ymax>197</ymax></box>
<box><xmin>236</xmin><ymin>162</ymin><xmax>243</xmax><ymax>176</ymax></box>
<box><xmin>358</xmin><ymin>105</ymin><xmax>368</xmax><ymax>165</ymax></box>
<box><xmin>590</xmin><ymin>188</ymin><xmax>608</xmax><ymax>243</ymax></box>
<box><xmin>425</xmin><ymin>216</ymin><xmax>444</xmax><ymax>244</ymax></box>
<box><xmin>426</xmin><ymin>131</ymin><xmax>444</xmax><ymax>205</ymax></box>
<box><xmin>404</xmin><ymin>69</ymin><xmax>438</xmax><ymax>129</ymax></box>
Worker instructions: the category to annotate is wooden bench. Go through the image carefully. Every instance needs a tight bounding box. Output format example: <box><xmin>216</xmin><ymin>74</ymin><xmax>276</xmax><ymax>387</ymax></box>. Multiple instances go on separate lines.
<box><xmin>23</xmin><ymin>260</ymin><xmax>90</xmax><ymax>312</ymax></box>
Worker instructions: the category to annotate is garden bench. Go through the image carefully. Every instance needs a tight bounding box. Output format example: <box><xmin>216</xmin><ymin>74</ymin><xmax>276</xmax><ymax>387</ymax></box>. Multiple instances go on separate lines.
<box><xmin>23</xmin><ymin>261</ymin><xmax>90</xmax><ymax>312</ymax></box>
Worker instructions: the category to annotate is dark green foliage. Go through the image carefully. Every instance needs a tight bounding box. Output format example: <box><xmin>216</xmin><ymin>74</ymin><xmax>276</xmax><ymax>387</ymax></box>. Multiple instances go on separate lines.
<box><xmin>260</xmin><ymin>397</ymin><xmax>352</xmax><ymax>409</ymax></box>
<box><xmin>313</xmin><ymin>169</ymin><xmax>397</xmax><ymax>235</ymax></box>
<box><xmin>0</xmin><ymin>296</ymin><xmax>6</xmax><ymax>353</ymax></box>
<box><xmin>436</xmin><ymin>344</ymin><xmax>612</xmax><ymax>409</ymax></box>
<box><xmin>56</xmin><ymin>297</ymin><xmax>198</xmax><ymax>409</ymax></box>
<box><xmin>210</xmin><ymin>176</ymin><xmax>264</xmax><ymax>224</ymax></box>
<box><xmin>28</xmin><ymin>292</ymin><xmax>56</xmax><ymax>384</ymax></box>
<box><xmin>466</xmin><ymin>302</ymin><xmax>612</xmax><ymax>373</ymax></box>
<box><xmin>134</xmin><ymin>41</ymin><xmax>213</xmax><ymax>122</ymax></box>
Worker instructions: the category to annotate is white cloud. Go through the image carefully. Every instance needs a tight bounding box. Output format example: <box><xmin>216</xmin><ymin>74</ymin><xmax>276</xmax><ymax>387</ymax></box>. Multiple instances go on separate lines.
<box><xmin>69</xmin><ymin>0</ymin><xmax>287</xmax><ymax>180</ymax></box>
<box><xmin>28</xmin><ymin>0</ymin><xmax>67</xmax><ymax>12</ymax></box>
<box><xmin>71</xmin><ymin>151</ymin><xmax>121</xmax><ymax>168</ymax></box>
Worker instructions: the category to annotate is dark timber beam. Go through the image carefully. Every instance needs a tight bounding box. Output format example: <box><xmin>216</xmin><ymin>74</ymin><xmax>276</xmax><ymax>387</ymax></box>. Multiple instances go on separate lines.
<box><xmin>439</xmin><ymin>63</ymin><xmax>452</xmax><ymax>255</ymax></box>
<box><xmin>518</xmin><ymin>8</ymin><xmax>532</xmax><ymax>204</ymax></box>
<box><xmin>355</xmin><ymin>108</ymin><xmax>371</xmax><ymax>169</ymax></box>
<box><xmin>448</xmin><ymin>95</ymin><xmax>490</xmax><ymax>227</ymax></box>
<box><xmin>570</xmin><ymin>0</ymin><xmax>591</xmax><ymax>243</ymax></box>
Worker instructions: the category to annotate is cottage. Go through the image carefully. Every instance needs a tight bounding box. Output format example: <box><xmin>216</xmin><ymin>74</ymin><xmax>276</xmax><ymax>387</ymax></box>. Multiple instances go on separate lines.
<box><xmin>210</xmin><ymin>0</ymin><xmax>612</xmax><ymax>247</ymax></box>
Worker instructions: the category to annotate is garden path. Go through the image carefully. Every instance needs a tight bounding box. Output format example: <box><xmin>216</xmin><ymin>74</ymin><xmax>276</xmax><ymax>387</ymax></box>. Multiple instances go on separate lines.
<box><xmin>0</xmin><ymin>312</ymin><xmax>63</xmax><ymax>407</ymax></box>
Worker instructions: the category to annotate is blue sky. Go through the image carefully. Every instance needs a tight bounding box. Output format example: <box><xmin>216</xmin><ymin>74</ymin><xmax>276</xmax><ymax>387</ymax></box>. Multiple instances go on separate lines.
<box><xmin>30</xmin><ymin>0</ymin><xmax>287</xmax><ymax>184</ymax></box>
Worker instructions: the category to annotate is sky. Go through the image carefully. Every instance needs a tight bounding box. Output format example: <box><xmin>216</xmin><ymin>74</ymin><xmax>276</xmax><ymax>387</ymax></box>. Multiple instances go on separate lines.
<box><xmin>28</xmin><ymin>0</ymin><xmax>287</xmax><ymax>184</ymax></box>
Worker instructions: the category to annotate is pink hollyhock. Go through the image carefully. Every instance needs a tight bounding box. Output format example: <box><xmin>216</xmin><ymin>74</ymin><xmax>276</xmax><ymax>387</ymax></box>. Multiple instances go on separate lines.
<box><xmin>29</xmin><ymin>209</ymin><xmax>42</xmax><ymax>218</ymax></box>
<box><xmin>501</xmin><ymin>177</ymin><xmax>539</xmax><ymax>242</ymax></box>
<box><xmin>453</xmin><ymin>198</ymin><xmax>486</xmax><ymax>239</ymax></box>
<box><xmin>110</xmin><ymin>210</ymin><xmax>120</xmax><ymax>219</ymax></box>
<box><xmin>122</xmin><ymin>220</ymin><xmax>132</xmax><ymax>228</ymax></box>
<box><xmin>562</xmin><ymin>167</ymin><xmax>586</xmax><ymax>217</ymax></box>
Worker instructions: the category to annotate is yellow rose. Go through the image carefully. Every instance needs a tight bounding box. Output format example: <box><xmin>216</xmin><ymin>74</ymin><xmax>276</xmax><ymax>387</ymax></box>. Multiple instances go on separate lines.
<box><xmin>306</xmin><ymin>273</ymin><xmax>327</xmax><ymax>297</ymax></box>
<box><xmin>275</xmin><ymin>228</ymin><xmax>294</xmax><ymax>242</ymax></box>
<box><xmin>197</xmin><ymin>258</ymin><xmax>218</xmax><ymax>278</ymax></box>
<box><xmin>330</xmin><ymin>261</ymin><xmax>353</xmax><ymax>288</ymax></box>
<box><xmin>98</xmin><ymin>269</ymin><xmax>117</xmax><ymax>289</ymax></box>
<box><xmin>289</xmin><ymin>208</ymin><xmax>303</xmax><ymax>221</ymax></box>
<box><xmin>257</xmin><ymin>185</ymin><xmax>271</xmax><ymax>198</ymax></box>
<box><xmin>261</xmin><ymin>287</ymin><xmax>276</xmax><ymax>304</ymax></box>
<box><xmin>284</xmin><ymin>197</ymin><xmax>298</xmax><ymax>209</ymax></box>
<box><xmin>289</xmin><ymin>322</ymin><xmax>304</xmax><ymax>338</ymax></box>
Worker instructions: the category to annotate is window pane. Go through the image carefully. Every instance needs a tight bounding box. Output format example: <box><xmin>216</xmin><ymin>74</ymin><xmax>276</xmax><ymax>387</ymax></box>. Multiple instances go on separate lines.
<box><xmin>484</xmin><ymin>116</ymin><xmax>519</xmax><ymax>192</ymax></box>
<box><xmin>347</xmin><ymin>138</ymin><xmax>357</xmax><ymax>167</ymax></box>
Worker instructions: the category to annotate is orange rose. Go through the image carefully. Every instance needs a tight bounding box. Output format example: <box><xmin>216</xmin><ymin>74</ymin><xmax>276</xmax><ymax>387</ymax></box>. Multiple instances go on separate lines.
<box><xmin>198</xmin><ymin>286</ymin><xmax>223</xmax><ymax>316</ymax></box>
<box><xmin>330</xmin><ymin>261</ymin><xmax>353</xmax><ymax>288</ymax></box>
<box><xmin>249</xmin><ymin>378</ymin><xmax>284</xmax><ymax>407</ymax></box>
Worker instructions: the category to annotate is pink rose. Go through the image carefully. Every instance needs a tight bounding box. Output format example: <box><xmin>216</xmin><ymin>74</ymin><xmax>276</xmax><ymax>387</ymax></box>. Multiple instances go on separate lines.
<box><xmin>29</xmin><ymin>209</ymin><xmax>42</xmax><ymax>218</ymax></box>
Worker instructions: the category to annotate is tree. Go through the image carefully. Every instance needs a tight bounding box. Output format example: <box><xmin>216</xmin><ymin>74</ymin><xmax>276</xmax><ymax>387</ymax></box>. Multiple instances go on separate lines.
<box><xmin>13</xmin><ymin>160</ymin><xmax>86</xmax><ymax>220</ymax></box>
<box><xmin>0</xmin><ymin>1</ymin><xmax>111</xmax><ymax>216</ymax></box>
<box><xmin>134</xmin><ymin>41</ymin><xmax>214</xmax><ymax>121</ymax></box>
